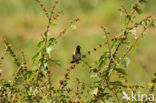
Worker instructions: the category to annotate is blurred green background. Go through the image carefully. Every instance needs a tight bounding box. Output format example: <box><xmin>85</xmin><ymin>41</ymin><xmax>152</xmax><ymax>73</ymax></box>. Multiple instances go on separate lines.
<box><xmin>0</xmin><ymin>0</ymin><xmax>156</xmax><ymax>87</ymax></box>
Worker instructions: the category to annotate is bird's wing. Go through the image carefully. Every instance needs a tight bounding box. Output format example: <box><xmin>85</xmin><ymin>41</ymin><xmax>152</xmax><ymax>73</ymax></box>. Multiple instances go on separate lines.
<box><xmin>72</xmin><ymin>54</ymin><xmax>75</xmax><ymax>60</ymax></box>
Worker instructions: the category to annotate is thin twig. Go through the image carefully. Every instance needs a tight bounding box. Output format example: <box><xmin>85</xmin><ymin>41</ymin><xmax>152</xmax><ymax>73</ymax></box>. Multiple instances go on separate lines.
<box><xmin>123</xmin><ymin>27</ymin><xmax>147</xmax><ymax>57</ymax></box>
<box><xmin>101</xmin><ymin>26</ymin><xmax>111</xmax><ymax>58</ymax></box>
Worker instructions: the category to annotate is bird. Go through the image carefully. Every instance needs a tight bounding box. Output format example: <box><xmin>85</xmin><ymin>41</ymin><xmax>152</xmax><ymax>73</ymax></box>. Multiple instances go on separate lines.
<box><xmin>70</xmin><ymin>45</ymin><xmax>81</xmax><ymax>64</ymax></box>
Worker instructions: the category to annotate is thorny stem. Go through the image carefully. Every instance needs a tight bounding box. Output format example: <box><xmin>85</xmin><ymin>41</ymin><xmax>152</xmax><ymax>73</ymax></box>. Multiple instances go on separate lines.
<box><xmin>58</xmin><ymin>64</ymin><xmax>75</xmax><ymax>92</ymax></box>
<box><xmin>21</xmin><ymin>51</ymin><xmax>31</xmax><ymax>102</ymax></box>
<box><xmin>56</xmin><ymin>18</ymin><xmax>80</xmax><ymax>39</ymax></box>
<box><xmin>109</xmin><ymin>87</ymin><xmax>120</xmax><ymax>102</ymax></box>
<box><xmin>35</xmin><ymin>0</ymin><xmax>57</xmax><ymax>86</ymax></box>
<box><xmin>35</xmin><ymin>0</ymin><xmax>49</xmax><ymax>18</ymax></box>
<box><xmin>121</xmin><ymin>3</ymin><xmax>137</xmax><ymax>29</ymax></box>
<box><xmin>95</xmin><ymin>4</ymin><xmax>138</xmax><ymax>102</ymax></box>
<box><xmin>81</xmin><ymin>41</ymin><xmax>106</xmax><ymax>60</ymax></box>
<box><xmin>101</xmin><ymin>26</ymin><xmax>111</xmax><ymax>58</ymax></box>
<box><xmin>106</xmin><ymin>2</ymin><xmax>137</xmax><ymax>80</ymax></box>
<box><xmin>46</xmin><ymin>0</ymin><xmax>58</xmax><ymax>33</ymax></box>
<box><xmin>0</xmin><ymin>51</ymin><xmax>7</xmax><ymax>68</ymax></box>
<box><xmin>126</xmin><ymin>9</ymin><xmax>135</xmax><ymax>29</ymax></box>
<box><xmin>123</xmin><ymin>27</ymin><xmax>147</xmax><ymax>57</ymax></box>
<box><xmin>81</xmin><ymin>59</ymin><xmax>92</xmax><ymax>69</ymax></box>
<box><xmin>3</xmin><ymin>40</ymin><xmax>21</xmax><ymax>67</ymax></box>
<box><xmin>3</xmin><ymin>40</ymin><xmax>23</xmax><ymax>85</ymax></box>
<box><xmin>47</xmin><ymin>70</ymin><xmax>54</xmax><ymax>103</ymax></box>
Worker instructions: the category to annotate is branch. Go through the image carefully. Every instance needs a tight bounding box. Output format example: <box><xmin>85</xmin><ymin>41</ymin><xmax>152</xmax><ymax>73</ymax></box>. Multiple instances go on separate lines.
<box><xmin>123</xmin><ymin>27</ymin><xmax>147</xmax><ymax>57</ymax></box>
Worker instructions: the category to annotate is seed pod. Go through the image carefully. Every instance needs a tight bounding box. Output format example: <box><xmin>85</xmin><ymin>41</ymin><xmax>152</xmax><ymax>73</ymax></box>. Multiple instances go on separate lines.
<box><xmin>94</xmin><ymin>48</ymin><xmax>97</xmax><ymax>51</ymax></box>
<box><xmin>59</xmin><ymin>80</ymin><xmax>64</xmax><ymax>85</ymax></box>
<box><xmin>82</xmin><ymin>55</ymin><xmax>86</xmax><ymax>58</ymax></box>
<box><xmin>88</xmin><ymin>51</ymin><xmax>91</xmax><ymax>55</ymax></box>
<box><xmin>99</xmin><ymin>44</ymin><xmax>102</xmax><ymax>47</ymax></box>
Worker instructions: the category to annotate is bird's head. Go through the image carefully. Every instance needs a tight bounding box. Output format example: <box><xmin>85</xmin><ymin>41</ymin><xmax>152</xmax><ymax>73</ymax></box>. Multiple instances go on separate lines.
<box><xmin>76</xmin><ymin>45</ymin><xmax>81</xmax><ymax>50</ymax></box>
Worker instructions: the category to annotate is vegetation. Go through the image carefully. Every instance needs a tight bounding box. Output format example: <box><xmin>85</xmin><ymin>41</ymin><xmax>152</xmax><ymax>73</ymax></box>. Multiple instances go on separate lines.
<box><xmin>0</xmin><ymin>0</ymin><xmax>155</xmax><ymax>103</ymax></box>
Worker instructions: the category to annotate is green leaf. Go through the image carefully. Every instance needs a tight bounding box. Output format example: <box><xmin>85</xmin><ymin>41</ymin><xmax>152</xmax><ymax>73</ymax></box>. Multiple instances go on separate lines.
<box><xmin>90</xmin><ymin>72</ymin><xmax>97</xmax><ymax>78</ymax></box>
<box><xmin>108</xmin><ymin>63</ymin><xmax>116</xmax><ymax>76</ymax></box>
<box><xmin>114</xmin><ymin>68</ymin><xmax>126</xmax><ymax>75</ymax></box>
<box><xmin>47</xmin><ymin>46</ymin><xmax>52</xmax><ymax>55</ymax></box>
<box><xmin>135</xmin><ymin>8</ymin><xmax>143</xmax><ymax>15</ymax></box>
<box><xmin>49</xmin><ymin>38</ymin><xmax>57</xmax><ymax>46</ymax></box>
<box><xmin>129</xmin><ymin>29</ymin><xmax>136</xmax><ymax>35</ymax></box>
<box><xmin>27</xmin><ymin>71</ymin><xmax>36</xmax><ymax>82</ymax></box>
<box><xmin>4</xmin><ymin>80</ymin><xmax>11</xmax><ymax>87</ymax></box>
<box><xmin>149</xmin><ymin>20</ymin><xmax>155</xmax><ymax>28</ymax></box>
<box><xmin>41</xmin><ymin>67</ymin><xmax>47</xmax><ymax>76</ymax></box>
<box><xmin>109</xmin><ymin>63</ymin><xmax>116</xmax><ymax>70</ymax></box>
<box><xmin>91</xmin><ymin>88</ymin><xmax>98</xmax><ymax>95</ymax></box>
<box><xmin>99</xmin><ymin>93</ymin><xmax>109</xmax><ymax>97</ymax></box>
<box><xmin>37</xmin><ymin>40</ymin><xmax>45</xmax><ymax>48</ymax></box>
<box><xmin>111</xmin><ymin>41</ymin><xmax>119</xmax><ymax>49</ymax></box>
<box><xmin>50</xmin><ymin>59</ymin><xmax>61</xmax><ymax>67</ymax></box>
<box><xmin>99</xmin><ymin>51</ymin><xmax>109</xmax><ymax>61</ymax></box>
<box><xmin>110</xmin><ymin>81</ymin><xmax>123</xmax><ymax>86</ymax></box>
<box><xmin>120</xmin><ymin>58</ymin><xmax>130</xmax><ymax>68</ymax></box>
<box><xmin>44</xmin><ymin>32</ymin><xmax>48</xmax><ymax>37</ymax></box>
<box><xmin>121</xmin><ymin>29</ymin><xmax>125</xmax><ymax>33</ymax></box>
<box><xmin>142</xmin><ymin>33</ymin><xmax>147</xmax><ymax>39</ymax></box>
<box><xmin>126</xmin><ymin>42</ymin><xmax>131</xmax><ymax>50</ymax></box>
<box><xmin>70</xmin><ymin>25</ymin><xmax>77</xmax><ymax>30</ymax></box>
<box><xmin>62</xmin><ymin>28</ymin><xmax>69</xmax><ymax>34</ymax></box>
<box><xmin>32</xmin><ymin>52</ymin><xmax>40</xmax><ymax>63</ymax></box>
<box><xmin>98</xmin><ymin>52</ymin><xmax>109</xmax><ymax>68</ymax></box>
<box><xmin>131</xmin><ymin>45</ymin><xmax>138</xmax><ymax>50</ymax></box>
<box><xmin>50</xmin><ymin>23</ymin><xmax>57</xmax><ymax>27</ymax></box>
